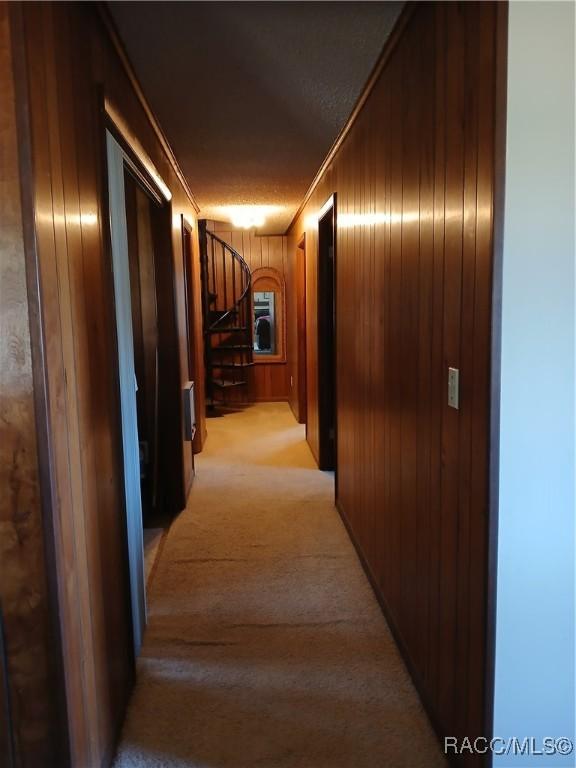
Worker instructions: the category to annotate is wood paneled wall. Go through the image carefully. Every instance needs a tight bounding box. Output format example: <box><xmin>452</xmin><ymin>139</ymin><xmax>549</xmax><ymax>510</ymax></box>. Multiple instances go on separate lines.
<box><xmin>287</xmin><ymin>2</ymin><xmax>501</xmax><ymax>757</ymax></box>
<box><xmin>7</xmin><ymin>3</ymin><xmax>206</xmax><ymax>766</ymax></box>
<box><xmin>206</xmin><ymin>221</ymin><xmax>290</xmax><ymax>402</ymax></box>
<box><xmin>0</xmin><ymin>6</ymin><xmax>62</xmax><ymax>764</ymax></box>
<box><xmin>286</xmin><ymin>234</ymin><xmax>307</xmax><ymax>423</ymax></box>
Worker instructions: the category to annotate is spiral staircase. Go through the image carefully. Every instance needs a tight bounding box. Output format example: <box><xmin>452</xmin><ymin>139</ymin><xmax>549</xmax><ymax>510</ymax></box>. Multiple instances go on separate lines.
<box><xmin>198</xmin><ymin>221</ymin><xmax>253</xmax><ymax>410</ymax></box>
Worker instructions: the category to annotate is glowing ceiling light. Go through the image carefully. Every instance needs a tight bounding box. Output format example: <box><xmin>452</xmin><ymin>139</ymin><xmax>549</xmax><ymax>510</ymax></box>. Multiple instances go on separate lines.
<box><xmin>219</xmin><ymin>205</ymin><xmax>282</xmax><ymax>230</ymax></box>
<box><xmin>232</xmin><ymin>209</ymin><xmax>266</xmax><ymax>228</ymax></box>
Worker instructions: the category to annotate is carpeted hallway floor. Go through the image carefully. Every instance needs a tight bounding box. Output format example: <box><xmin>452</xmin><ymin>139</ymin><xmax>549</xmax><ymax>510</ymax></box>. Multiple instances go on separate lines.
<box><xmin>114</xmin><ymin>402</ymin><xmax>446</xmax><ymax>768</ymax></box>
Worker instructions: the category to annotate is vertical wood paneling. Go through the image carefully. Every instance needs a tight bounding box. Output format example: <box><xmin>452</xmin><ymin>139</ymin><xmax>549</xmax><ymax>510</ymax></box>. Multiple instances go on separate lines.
<box><xmin>428</xmin><ymin>4</ymin><xmax>447</xmax><ymax>708</ymax></box>
<box><xmin>415</xmin><ymin>5</ymin><xmax>435</xmax><ymax>686</ymax></box>
<box><xmin>454</xmin><ymin>4</ymin><xmax>479</xmax><ymax>740</ymax></box>
<box><xmin>286</xmin><ymin>233</ymin><xmax>298</xmax><ymax>418</ymax></box>
<box><xmin>437</xmin><ymin>2</ymin><xmax>465</xmax><ymax>732</ymax></box>
<box><xmin>22</xmin><ymin>6</ymin><xmax>100</xmax><ymax>763</ymax></box>
<box><xmin>287</xmin><ymin>3</ymin><xmax>501</xmax><ymax>758</ymax></box>
<box><xmin>287</xmin><ymin>234</ymin><xmax>307</xmax><ymax>424</ymax></box>
<box><xmin>398</xmin><ymin>17</ymin><xmax>420</xmax><ymax>656</ymax></box>
<box><xmin>10</xmin><ymin>3</ymin><xmax>207</xmax><ymax>765</ymax></box>
<box><xmin>0</xmin><ymin>7</ymin><xmax>62</xmax><ymax>764</ymax></box>
<box><xmin>467</xmin><ymin>4</ymin><xmax>497</xmax><ymax>745</ymax></box>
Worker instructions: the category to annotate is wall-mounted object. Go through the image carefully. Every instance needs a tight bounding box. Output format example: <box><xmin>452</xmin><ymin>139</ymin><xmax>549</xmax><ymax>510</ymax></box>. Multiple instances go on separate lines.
<box><xmin>183</xmin><ymin>381</ymin><xmax>196</xmax><ymax>441</ymax></box>
<box><xmin>448</xmin><ymin>367</ymin><xmax>460</xmax><ymax>409</ymax></box>
<box><xmin>251</xmin><ymin>267</ymin><xmax>286</xmax><ymax>363</ymax></box>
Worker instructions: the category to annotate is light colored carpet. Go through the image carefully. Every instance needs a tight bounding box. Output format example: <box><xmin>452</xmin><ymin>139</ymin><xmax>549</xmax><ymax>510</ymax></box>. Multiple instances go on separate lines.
<box><xmin>114</xmin><ymin>402</ymin><xmax>445</xmax><ymax>768</ymax></box>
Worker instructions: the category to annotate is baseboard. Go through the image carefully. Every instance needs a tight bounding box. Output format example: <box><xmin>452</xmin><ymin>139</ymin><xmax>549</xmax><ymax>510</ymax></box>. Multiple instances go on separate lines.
<box><xmin>288</xmin><ymin>397</ymin><xmax>299</xmax><ymax>422</ymax></box>
<box><xmin>253</xmin><ymin>396</ymin><xmax>290</xmax><ymax>403</ymax></box>
<box><xmin>334</xmin><ymin>498</ymin><xmax>459</xmax><ymax>765</ymax></box>
<box><xmin>307</xmin><ymin>436</ymin><xmax>320</xmax><ymax>466</ymax></box>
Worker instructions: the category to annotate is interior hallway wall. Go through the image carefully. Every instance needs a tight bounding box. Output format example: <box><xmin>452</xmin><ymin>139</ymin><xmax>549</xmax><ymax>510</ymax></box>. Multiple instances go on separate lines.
<box><xmin>286</xmin><ymin>232</ymin><xmax>302</xmax><ymax>421</ymax></box>
<box><xmin>287</xmin><ymin>3</ymin><xmax>503</xmax><ymax>759</ymax></box>
<box><xmin>0</xmin><ymin>5</ymin><xmax>62</xmax><ymax>764</ymax></box>
<box><xmin>8</xmin><ymin>3</ymin><xmax>206</xmax><ymax>766</ymax></box>
<box><xmin>494</xmin><ymin>2</ymin><xmax>575</xmax><ymax>763</ymax></box>
<box><xmin>206</xmin><ymin>221</ymin><xmax>290</xmax><ymax>402</ymax></box>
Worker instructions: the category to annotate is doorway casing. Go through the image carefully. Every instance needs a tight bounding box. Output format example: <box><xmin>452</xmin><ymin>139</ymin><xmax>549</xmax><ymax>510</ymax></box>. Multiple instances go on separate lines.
<box><xmin>317</xmin><ymin>194</ymin><xmax>337</xmax><ymax>478</ymax></box>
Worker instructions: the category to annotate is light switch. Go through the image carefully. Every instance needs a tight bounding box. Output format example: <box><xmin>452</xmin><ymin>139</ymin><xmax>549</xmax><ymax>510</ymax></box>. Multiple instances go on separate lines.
<box><xmin>448</xmin><ymin>367</ymin><xmax>459</xmax><ymax>409</ymax></box>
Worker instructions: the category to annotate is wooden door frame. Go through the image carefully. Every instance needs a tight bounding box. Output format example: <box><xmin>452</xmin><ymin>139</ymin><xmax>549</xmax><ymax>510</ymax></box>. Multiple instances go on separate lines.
<box><xmin>106</xmin><ymin>130</ymin><xmax>148</xmax><ymax>655</ymax></box>
<box><xmin>181</xmin><ymin>215</ymin><xmax>201</xmax><ymax>458</ymax></box>
<box><xmin>181</xmin><ymin>217</ymin><xmax>196</xmax><ymax>382</ymax></box>
<box><xmin>317</xmin><ymin>194</ymin><xmax>337</xmax><ymax>476</ymax></box>
<box><xmin>105</xmin><ymin>122</ymin><xmax>185</xmax><ymax>654</ymax></box>
<box><xmin>105</xmin><ymin>104</ymin><xmax>187</xmax><ymax>500</ymax></box>
<box><xmin>149</xmin><ymin>199</ymin><xmax>186</xmax><ymax>514</ymax></box>
<box><xmin>296</xmin><ymin>234</ymin><xmax>307</xmax><ymax>426</ymax></box>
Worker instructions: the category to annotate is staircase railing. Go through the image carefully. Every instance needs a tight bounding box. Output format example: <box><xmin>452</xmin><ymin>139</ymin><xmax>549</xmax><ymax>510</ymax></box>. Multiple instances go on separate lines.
<box><xmin>199</xmin><ymin>221</ymin><xmax>253</xmax><ymax>407</ymax></box>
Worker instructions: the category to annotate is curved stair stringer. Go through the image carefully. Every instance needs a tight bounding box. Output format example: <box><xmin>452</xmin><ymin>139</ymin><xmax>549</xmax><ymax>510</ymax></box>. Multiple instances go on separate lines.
<box><xmin>198</xmin><ymin>221</ymin><xmax>254</xmax><ymax>409</ymax></box>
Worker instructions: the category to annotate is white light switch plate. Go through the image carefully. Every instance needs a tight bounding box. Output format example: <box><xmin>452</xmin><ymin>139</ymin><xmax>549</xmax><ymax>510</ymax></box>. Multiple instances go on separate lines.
<box><xmin>448</xmin><ymin>367</ymin><xmax>459</xmax><ymax>409</ymax></box>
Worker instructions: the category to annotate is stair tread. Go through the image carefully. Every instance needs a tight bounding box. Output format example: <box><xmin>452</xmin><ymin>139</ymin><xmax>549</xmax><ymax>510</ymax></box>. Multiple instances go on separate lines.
<box><xmin>206</xmin><ymin>326</ymin><xmax>248</xmax><ymax>334</ymax></box>
<box><xmin>211</xmin><ymin>378</ymin><xmax>247</xmax><ymax>388</ymax></box>
<box><xmin>209</xmin><ymin>308</ymin><xmax>238</xmax><ymax>317</ymax></box>
<box><xmin>214</xmin><ymin>344</ymin><xmax>252</xmax><ymax>351</ymax></box>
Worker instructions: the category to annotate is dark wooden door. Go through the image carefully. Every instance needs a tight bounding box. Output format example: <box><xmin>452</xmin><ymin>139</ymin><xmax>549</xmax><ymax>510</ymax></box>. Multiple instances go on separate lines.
<box><xmin>124</xmin><ymin>171</ymin><xmax>160</xmax><ymax>521</ymax></box>
<box><xmin>124</xmin><ymin>166</ymin><xmax>187</xmax><ymax>519</ymax></box>
<box><xmin>297</xmin><ymin>236</ymin><xmax>307</xmax><ymax>425</ymax></box>
<box><xmin>317</xmin><ymin>197</ymin><xmax>336</xmax><ymax>472</ymax></box>
<box><xmin>181</xmin><ymin>219</ymin><xmax>197</xmax><ymax>474</ymax></box>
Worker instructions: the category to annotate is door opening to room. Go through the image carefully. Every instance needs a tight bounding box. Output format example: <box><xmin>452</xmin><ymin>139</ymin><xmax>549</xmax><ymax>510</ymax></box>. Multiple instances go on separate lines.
<box><xmin>317</xmin><ymin>195</ymin><xmax>337</xmax><ymax>475</ymax></box>
<box><xmin>296</xmin><ymin>234</ymin><xmax>307</xmax><ymax>427</ymax></box>
<box><xmin>106</xmin><ymin>130</ymin><xmax>188</xmax><ymax>653</ymax></box>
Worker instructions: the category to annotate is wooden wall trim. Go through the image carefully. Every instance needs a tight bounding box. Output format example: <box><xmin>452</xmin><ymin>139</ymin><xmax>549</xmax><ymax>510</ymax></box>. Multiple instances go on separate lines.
<box><xmin>96</xmin><ymin>2</ymin><xmax>200</xmax><ymax>214</ymax></box>
<box><xmin>105</xmin><ymin>97</ymin><xmax>172</xmax><ymax>202</ymax></box>
<box><xmin>285</xmin><ymin>3</ymin><xmax>415</xmax><ymax>234</ymax></box>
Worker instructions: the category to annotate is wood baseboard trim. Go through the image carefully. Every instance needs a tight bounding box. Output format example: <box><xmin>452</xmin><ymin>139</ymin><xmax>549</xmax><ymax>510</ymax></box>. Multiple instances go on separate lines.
<box><xmin>288</xmin><ymin>399</ymin><xmax>299</xmax><ymax>422</ymax></box>
<box><xmin>334</xmin><ymin>498</ymin><xmax>460</xmax><ymax>765</ymax></box>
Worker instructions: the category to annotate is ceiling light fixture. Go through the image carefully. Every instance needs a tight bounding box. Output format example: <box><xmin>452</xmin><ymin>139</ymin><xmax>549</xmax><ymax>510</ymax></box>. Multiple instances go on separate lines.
<box><xmin>219</xmin><ymin>205</ymin><xmax>282</xmax><ymax>230</ymax></box>
<box><xmin>232</xmin><ymin>209</ymin><xmax>266</xmax><ymax>229</ymax></box>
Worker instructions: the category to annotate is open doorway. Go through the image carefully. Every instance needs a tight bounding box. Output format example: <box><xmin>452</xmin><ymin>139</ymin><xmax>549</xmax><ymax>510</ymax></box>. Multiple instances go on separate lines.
<box><xmin>106</xmin><ymin>130</ymin><xmax>185</xmax><ymax>653</ymax></box>
<box><xmin>296</xmin><ymin>234</ymin><xmax>307</xmax><ymax>426</ymax></box>
<box><xmin>317</xmin><ymin>195</ymin><xmax>337</xmax><ymax>474</ymax></box>
<box><xmin>181</xmin><ymin>218</ymin><xmax>199</xmax><ymax>461</ymax></box>
<box><xmin>124</xmin><ymin>171</ymin><xmax>160</xmax><ymax>527</ymax></box>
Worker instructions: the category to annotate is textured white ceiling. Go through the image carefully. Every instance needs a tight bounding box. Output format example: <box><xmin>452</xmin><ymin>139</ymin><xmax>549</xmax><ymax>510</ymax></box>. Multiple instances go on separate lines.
<box><xmin>109</xmin><ymin>1</ymin><xmax>403</xmax><ymax>233</ymax></box>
